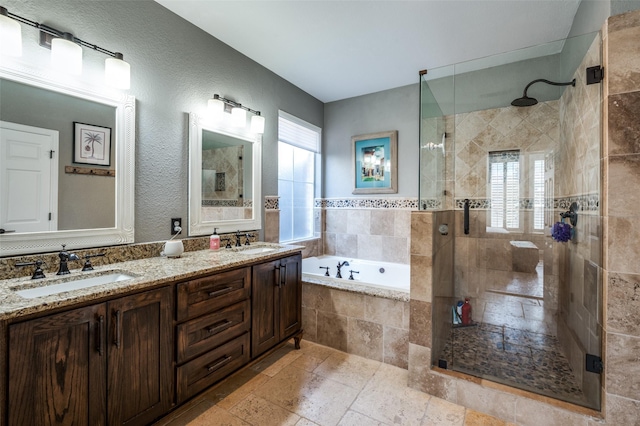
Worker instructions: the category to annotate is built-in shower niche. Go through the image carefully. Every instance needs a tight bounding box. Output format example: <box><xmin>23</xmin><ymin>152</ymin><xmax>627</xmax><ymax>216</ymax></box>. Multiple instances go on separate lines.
<box><xmin>417</xmin><ymin>29</ymin><xmax>603</xmax><ymax>411</ymax></box>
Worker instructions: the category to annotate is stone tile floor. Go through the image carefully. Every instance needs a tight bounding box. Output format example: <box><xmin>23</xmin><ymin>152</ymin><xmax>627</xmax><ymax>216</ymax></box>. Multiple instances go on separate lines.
<box><xmin>154</xmin><ymin>340</ymin><xmax>515</xmax><ymax>426</ymax></box>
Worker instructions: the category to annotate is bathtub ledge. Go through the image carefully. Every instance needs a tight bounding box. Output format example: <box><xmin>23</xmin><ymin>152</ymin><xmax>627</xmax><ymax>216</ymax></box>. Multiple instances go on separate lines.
<box><xmin>302</xmin><ymin>274</ymin><xmax>409</xmax><ymax>302</ymax></box>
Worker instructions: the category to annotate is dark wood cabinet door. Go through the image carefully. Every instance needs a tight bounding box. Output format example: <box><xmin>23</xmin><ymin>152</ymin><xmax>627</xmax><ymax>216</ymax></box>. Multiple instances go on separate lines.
<box><xmin>279</xmin><ymin>254</ymin><xmax>302</xmax><ymax>339</ymax></box>
<box><xmin>107</xmin><ymin>286</ymin><xmax>173</xmax><ymax>426</ymax></box>
<box><xmin>251</xmin><ymin>260</ymin><xmax>280</xmax><ymax>357</ymax></box>
<box><xmin>8</xmin><ymin>304</ymin><xmax>107</xmax><ymax>426</ymax></box>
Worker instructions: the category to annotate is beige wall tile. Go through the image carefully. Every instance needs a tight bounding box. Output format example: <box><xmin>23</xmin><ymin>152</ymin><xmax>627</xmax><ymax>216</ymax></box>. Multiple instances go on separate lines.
<box><xmin>455</xmin><ymin>380</ymin><xmax>517</xmax><ymax>422</ymax></box>
<box><xmin>606</xmin><ymin>332</ymin><xmax>640</xmax><ymax>399</ymax></box>
<box><xmin>326</xmin><ymin>209</ymin><xmax>348</xmax><ymax>233</ymax></box>
<box><xmin>364</xmin><ymin>295</ymin><xmax>405</xmax><ymax>328</ymax></box>
<box><xmin>335</xmin><ymin>233</ymin><xmax>358</xmax><ymax>258</ymax></box>
<box><xmin>603</xmin><ymin>393</ymin><xmax>640</xmax><ymax>426</ymax></box>
<box><xmin>347</xmin><ymin>209</ymin><xmax>371</xmax><ymax>235</ymax></box>
<box><xmin>411</xmin><ymin>211</ymin><xmax>433</xmax><ymax>255</ymax></box>
<box><xmin>607</xmin><ymin>216</ymin><xmax>640</xmax><ymax>274</ymax></box>
<box><xmin>347</xmin><ymin>318</ymin><xmax>383</xmax><ymax>361</ymax></box>
<box><xmin>356</xmin><ymin>234</ymin><xmax>384</xmax><ymax>261</ymax></box>
<box><xmin>514</xmin><ymin>397</ymin><xmax>589</xmax><ymax>426</ymax></box>
<box><xmin>607</xmin><ymin>272</ymin><xmax>640</xmax><ymax>336</ymax></box>
<box><xmin>607</xmin><ymin>154</ymin><xmax>640</xmax><ymax>217</ymax></box>
<box><xmin>316</xmin><ymin>311</ymin><xmax>348</xmax><ymax>351</ymax></box>
<box><xmin>370</xmin><ymin>210</ymin><xmax>395</xmax><ymax>236</ymax></box>
<box><xmin>409</xmin><ymin>299</ymin><xmax>432</xmax><ymax>347</ymax></box>
<box><xmin>302</xmin><ymin>307</ymin><xmax>317</xmax><ymax>342</ymax></box>
<box><xmin>383</xmin><ymin>326</ymin><xmax>409</xmax><ymax>369</ymax></box>
<box><xmin>381</xmin><ymin>236</ymin><xmax>410</xmax><ymax>264</ymax></box>
<box><xmin>607</xmin><ymin>11</ymin><xmax>640</xmax><ymax>95</ymax></box>
<box><xmin>395</xmin><ymin>210</ymin><xmax>412</xmax><ymax>238</ymax></box>
<box><xmin>608</xmin><ymin>93</ymin><xmax>640</xmax><ymax>156</ymax></box>
<box><xmin>411</xmin><ymin>254</ymin><xmax>433</xmax><ymax>302</ymax></box>
<box><xmin>264</xmin><ymin>210</ymin><xmax>280</xmax><ymax>243</ymax></box>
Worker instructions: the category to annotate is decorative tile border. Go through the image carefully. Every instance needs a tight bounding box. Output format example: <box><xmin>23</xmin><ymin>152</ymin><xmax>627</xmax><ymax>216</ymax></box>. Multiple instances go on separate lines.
<box><xmin>454</xmin><ymin>194</ymin><xmax>600</xmax><ymax>212</ymax></box>
<box><xmin>555</xmin><ymin>194</ymin><xmax>599</xmax><ymax>212</ymax></box>
<box><xmin>315</xmin><ymin>198</ymin><xmax>419</xmax><ymax>209</ymax></box>
<box><xmin>202</xmin><ymin>199</ymin><xmax>241</xmax><ymax>207</ymax></box>
<box><xmin>264</xmin><ymin>196</ymin><xmax>279</xmax><ymax>210</ymax></box>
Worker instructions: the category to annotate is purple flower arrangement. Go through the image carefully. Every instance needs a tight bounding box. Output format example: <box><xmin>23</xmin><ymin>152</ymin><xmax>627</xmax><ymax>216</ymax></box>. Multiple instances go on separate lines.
<box><xmin>552</xmin><ymin>221</ymin><xmax>573</xmax><ymax>242</ymax></box>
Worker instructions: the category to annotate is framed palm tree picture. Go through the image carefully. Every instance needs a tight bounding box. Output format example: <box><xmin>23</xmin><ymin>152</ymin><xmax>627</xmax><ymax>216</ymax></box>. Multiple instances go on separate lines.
<box><xmin>73</xmin><ymin>122</ymin><xmax>112</xmax><ymax>166</ymax></box>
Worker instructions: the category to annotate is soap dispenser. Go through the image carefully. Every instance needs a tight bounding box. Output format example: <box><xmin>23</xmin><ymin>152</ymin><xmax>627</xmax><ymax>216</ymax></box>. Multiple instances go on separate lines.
<box><xmin>210</xmin><ymin>228</ymin><xmax>220</xmax><ymax>250</ymax></box>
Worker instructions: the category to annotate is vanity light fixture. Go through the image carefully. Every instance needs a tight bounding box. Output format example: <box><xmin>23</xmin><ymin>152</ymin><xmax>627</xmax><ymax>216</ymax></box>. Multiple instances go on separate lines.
<box><xmin>0</xmin><ymin>6</ymin><xmax>131</xmax><ymax>89</ymax></box>
<box><xmin>0</xmin><ymin>7</ymin><xmax>21</xmax><ymax>57</ymax></box>
<box><xmin>207</xmin><ymin>94</ymin><xmax>265</xmax><ymax>134</ymax></box>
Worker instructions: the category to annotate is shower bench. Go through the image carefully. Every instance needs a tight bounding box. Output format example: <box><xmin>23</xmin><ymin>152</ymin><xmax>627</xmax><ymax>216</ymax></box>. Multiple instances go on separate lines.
<box><xmin>510</xmin><ymin>241</ymin><xmax>539</xmax><ymax>273</ymax></box>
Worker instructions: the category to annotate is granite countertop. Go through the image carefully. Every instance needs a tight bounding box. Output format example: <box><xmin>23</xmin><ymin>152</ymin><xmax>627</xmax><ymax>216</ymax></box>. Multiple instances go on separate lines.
<box><xmin>0</xmin><ymin>243</ymin><xmax>302</xmax><ymax>321</ymax></box>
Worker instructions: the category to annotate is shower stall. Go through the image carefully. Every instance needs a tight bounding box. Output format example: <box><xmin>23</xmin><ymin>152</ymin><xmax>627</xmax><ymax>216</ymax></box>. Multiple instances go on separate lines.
<box><xmin>419</xmin><ymin>31</ymin><xmax>603</xmax><ymax>410</ymax></box>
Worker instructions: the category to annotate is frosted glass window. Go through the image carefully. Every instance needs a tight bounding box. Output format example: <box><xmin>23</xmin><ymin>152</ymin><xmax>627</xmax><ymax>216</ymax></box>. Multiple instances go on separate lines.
<box><xmin>278</xmin><ymin>112</ymin><xmax>321</xmax><ymax>243</ymax></box>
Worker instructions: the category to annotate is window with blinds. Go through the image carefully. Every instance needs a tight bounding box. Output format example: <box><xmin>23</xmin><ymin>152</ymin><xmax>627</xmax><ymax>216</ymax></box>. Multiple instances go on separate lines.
<box><xmin>278</xmin><ymin>111</ymin><xmax>321</xmax><ymax>243</ymax></box>
<box><xmin>533</xmin><ymin>159</ymin><xmax>545</xmax><ymax>230</ymax></box>
<box><xmin>489</xmin><ymin>150</ymin><xmax>520</xmax><ymax>230</ymax></box>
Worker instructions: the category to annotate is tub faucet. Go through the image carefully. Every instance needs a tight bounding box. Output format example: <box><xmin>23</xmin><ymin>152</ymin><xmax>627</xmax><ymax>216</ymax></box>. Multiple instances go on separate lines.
<box><xmin>57</xmin><ymin>244</ymin><xmax>80</xmax><ymax>275</ymax></box>
<box><xmin>336</xmin><ymin>261</ymin><xmax>350</xmax><ymax>279</ymax></box>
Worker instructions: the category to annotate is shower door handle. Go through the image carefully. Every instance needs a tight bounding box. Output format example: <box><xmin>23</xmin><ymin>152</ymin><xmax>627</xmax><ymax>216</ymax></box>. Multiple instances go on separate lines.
<box><xmin>464</xmin><ymin>199</ymin><xmax>470</xmax><ymax>235</ymax></box>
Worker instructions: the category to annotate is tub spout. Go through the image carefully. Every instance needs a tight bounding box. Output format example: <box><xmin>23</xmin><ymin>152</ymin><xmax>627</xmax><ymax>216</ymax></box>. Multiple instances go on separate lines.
<box><xmin>336</xmin><ymin>261</ymin><xmax>350</xmax><ymax>279</ymax></box>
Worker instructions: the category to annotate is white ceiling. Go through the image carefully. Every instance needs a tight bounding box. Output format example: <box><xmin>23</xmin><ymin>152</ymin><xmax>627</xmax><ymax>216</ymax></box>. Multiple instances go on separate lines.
<box><xmin>155</xmin><ymin>0</ymin><xmax>582</xmax><ymax>103</ymax></box>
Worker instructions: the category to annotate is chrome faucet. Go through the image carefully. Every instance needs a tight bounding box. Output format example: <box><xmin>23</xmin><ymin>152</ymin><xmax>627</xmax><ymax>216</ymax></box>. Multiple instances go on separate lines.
<box><xmin>336</xmin><ymin>261</ymin><xmax>350</xmax><ymax>279</ymax></box>
<box><xmin>57</xmin><ymin>244</ymin><xmax>80</xmax><ymax>275</ymax></box>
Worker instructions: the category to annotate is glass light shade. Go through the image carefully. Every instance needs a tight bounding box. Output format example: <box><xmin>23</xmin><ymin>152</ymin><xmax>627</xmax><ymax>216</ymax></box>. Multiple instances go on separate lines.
<box><xmin>231</xmin><ymin>107</ymin><xmax>246</xmax><ymax>127</ymax></box>
<box><xmin>208</xmin><ymin>97</ymin><xmax>224</xmax><ymax>121</ymax></box>
<box><xmin>0</xmin><ymin>14</ymin><xmax>22</xmax><ymax>57</ymax></box>
<box><xmin>105</xmin><ymin>55</ymin><xmax>130</xmax><ymax>89</ymax></box>
<box><xmin>51</xmin><ymin>35</ymin><xmax>82</xmax><ymax>75</ymax></box>
<box><xmin>250</xmin><ymin>115</ymin><xmax>265</xmax><ymax>134</ymax></box>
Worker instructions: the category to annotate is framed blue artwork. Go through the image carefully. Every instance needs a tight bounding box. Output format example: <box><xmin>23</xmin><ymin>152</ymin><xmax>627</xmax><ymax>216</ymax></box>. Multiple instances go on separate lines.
<box><xmin>352</xmin><ymin>130</ymin><xmax>398</xmax><ymax>194</ymax></box>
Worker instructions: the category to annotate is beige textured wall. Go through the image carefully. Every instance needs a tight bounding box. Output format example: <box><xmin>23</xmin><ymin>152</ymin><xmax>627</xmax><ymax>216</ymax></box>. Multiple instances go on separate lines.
<box><xmin>324</xmin><ymin>208</ymin><xmax>412</xmax><ymax>264</ymax></box>
<box><xmin>601</xmin><ymin>9</ymin><xmax>640</xmax><ymax>425</ymax></box>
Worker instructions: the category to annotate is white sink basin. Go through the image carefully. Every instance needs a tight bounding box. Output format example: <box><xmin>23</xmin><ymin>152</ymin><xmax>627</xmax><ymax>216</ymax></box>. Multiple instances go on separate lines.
<box><xmin>237</xmin><ymin>247</ymin><xmax>278</xmax><ymax>255</ymax></box>
<box><xmin>14</xmin><ymin>273</ymin><xmax>135</xmax><ymax>299</ymax></box>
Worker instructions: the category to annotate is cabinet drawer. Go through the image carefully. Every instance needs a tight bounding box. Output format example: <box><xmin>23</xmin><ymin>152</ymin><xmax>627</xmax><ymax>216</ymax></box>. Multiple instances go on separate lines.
<box><xmin>177</xmin><ymin>267</ymin><xmax>251</xmax><ymax>321</ymax></box>
<box><xmin>176</xmin><ymin>299</ymin><xmax>251</xmax><ymax>364</ymax></box>
<box><xmin>176</xmin><ymin>332</ymin><xmax>250</xmax><ymax>404</ymax></box>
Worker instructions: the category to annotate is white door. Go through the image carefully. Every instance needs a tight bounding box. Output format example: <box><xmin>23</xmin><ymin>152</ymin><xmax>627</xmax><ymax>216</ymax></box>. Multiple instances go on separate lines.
<box><xmin>0</xmin><ymin>121</ymin><xmax>59</xmax><ymax>233</ymax></box>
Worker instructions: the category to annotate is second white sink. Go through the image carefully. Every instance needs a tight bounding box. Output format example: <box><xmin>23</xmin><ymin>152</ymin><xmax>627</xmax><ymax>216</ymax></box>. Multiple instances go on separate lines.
<box><xmin>237</xmin><ymin>247</ymin><xmax>278</xmax><ymax>255</ymax></box>
<box><xmin>14</xmin><ymin>272</ymin><xmax>136</xmax><ymax>299</ymax></box>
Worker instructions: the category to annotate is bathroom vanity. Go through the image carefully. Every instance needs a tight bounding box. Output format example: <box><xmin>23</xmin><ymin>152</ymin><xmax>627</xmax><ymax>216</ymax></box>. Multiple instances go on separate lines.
<box><xmin>0</xmin><ymin>245</ymin><xmax>303</xmax><ymax>426</ymax></box>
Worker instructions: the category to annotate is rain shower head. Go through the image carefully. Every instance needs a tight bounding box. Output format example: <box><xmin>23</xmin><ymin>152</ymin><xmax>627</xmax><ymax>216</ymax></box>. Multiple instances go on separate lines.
<box><xmin>511</xmin><ymin>78</ymin><xmax>576</xmax><ymax>107</ymax></box>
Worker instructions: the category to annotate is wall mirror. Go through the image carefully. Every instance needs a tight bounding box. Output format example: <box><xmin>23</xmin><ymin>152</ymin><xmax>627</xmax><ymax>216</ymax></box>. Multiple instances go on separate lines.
<box><xmin>189</xmin><ymin>112</ymin><xmax>262</xmax><ymax>235</ymax></box>
<box><xmin>0</xmin><ymin>65</ymin><xmax>135</xmax><ymax>256</ymax></box>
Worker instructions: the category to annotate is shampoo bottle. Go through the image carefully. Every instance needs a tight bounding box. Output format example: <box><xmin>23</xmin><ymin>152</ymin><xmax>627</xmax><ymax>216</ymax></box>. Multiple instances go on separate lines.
<box><xmin>210</xmin><ymin>228</ymin><xmax>220</xmax><ymax>250</ymax></box>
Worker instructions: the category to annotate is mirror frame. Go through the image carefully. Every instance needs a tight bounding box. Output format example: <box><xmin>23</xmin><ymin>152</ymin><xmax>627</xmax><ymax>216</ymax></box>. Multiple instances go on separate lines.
<box><xmin>0</xmin><ymin>65</ymin><xmax>135</xmax><ymax>256</ymax></box>
<box><xmin>188</xmin><ymin>112</ymin><xmax>262</xmax><ymax>235</ymax></box>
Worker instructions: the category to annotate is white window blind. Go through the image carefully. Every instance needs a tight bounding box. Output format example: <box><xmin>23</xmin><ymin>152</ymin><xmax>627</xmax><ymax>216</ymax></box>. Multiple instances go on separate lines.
<box><xmin>278</xmin><ymin>110</ymin><xmax>321</xmax><ymax>153</ymax></box>
<box><xmin>533</xmin><ymin>159</ymin><xmax>545</xmax><ymax>230</ymax></box>
<box><xmin>489</xmin><ymin>150</ymin><xmax>520</xmax><ymax>229</ymax></box>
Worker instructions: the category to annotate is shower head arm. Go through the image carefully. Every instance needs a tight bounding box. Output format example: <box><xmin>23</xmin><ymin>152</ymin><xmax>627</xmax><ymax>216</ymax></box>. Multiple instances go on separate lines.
<box><xmin>521</xmin><ymin>78</ymin><xmax>576</xmax><ymax>97</ymax></box>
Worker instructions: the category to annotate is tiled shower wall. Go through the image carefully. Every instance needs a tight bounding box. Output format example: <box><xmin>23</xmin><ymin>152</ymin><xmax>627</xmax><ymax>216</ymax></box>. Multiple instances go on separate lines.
<box><xmin>601</xmin><ymin>9</ymin><xmax>640</xmax><ymax>424</ymax></box>
<box><xmin>556</xmin><ymin>33</ymin><xmax>603</xmax><ymax>403</ymax></box>
<box><xmin>450</xmin><ymin>100</ymin><xmax>559</xmax><ymax>305</ymax></box>
<box><xmin>409</xmin><ymin>211</ymin><xmax>455</xmax><ymax>369</ymax></box>
<box><xmin>408</xmin><ymin>10</ymin><xmax>640</xmax><ymax>424</ymax></box>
